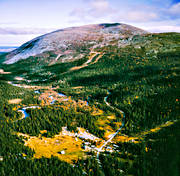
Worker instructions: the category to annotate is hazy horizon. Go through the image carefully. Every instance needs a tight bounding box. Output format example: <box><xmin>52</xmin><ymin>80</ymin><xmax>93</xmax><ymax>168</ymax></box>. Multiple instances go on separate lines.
<box><xmin>0</xmin><ymin>0</ymin><xmax>180</xmax><ymax>46</ymax></box>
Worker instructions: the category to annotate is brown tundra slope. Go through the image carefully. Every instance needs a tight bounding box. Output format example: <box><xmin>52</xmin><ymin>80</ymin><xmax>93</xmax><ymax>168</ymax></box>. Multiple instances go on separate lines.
<box><xmin>4</xmin><ymin>23</ymin><xmax>148</xmax><ymax>64</ymax></box>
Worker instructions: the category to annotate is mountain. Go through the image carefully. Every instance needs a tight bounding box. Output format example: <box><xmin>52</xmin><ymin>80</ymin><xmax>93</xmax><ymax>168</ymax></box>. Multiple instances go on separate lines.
<box><xmin>4</xmin><ymin>23</ymin><xmax>147</xmax><ymax>64</ymax></box>
<box><xmin>0</xmin><ymin>22</ymin><xmax>179</xmax><ymax>176</ymax></box>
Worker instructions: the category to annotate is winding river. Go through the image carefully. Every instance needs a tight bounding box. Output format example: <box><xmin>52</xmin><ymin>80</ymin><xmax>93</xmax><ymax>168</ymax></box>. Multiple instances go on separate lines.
<box><xmin>9</xmin><ymin>81</ymin><xmax>125</xmax><ymax>154</ymax></box>
<box><xmin>8</xmin><ymin>80</ymin><xmax>67</xmax><ymax>121</ymax></box>
<box><xmin>10</xmin><ymin>81</ymin><xmax>125</xmax><ymax>149</ymax></box>
<box><xmin>10</xmin><ymin>81</ymin><xmax>126</xmax><ymax>173</ymax></box>
<box><xmin>17</xmin><ymin>106</ymin><xmax>40</xmax><ymax>119</ymax></box>
<box><xmin>18</xmin><ymin>92</ymin><xmax>67</xmax><ymax>120</ymax></box>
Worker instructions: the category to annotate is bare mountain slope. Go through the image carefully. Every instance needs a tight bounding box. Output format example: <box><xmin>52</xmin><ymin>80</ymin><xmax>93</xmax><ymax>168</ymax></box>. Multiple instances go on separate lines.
<box><xmin>4</xmin><ymin>23</ymin><xmax>148</xmax><ymax>64</ymax></box>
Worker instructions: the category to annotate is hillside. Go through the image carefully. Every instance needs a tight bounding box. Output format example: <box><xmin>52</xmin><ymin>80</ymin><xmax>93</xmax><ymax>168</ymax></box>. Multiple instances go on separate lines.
<box><xmin>0</xmin><ymin>24</ymin><xmax>179</xmax><ymax>176</ymax></box>
<box><xmin>4</xmin><ymin>23</ymin><xmax>147</xmax><ymax>64</ymax></box>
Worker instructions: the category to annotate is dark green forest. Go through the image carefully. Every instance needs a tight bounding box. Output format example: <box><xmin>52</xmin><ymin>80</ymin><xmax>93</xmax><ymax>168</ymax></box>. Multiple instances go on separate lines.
<box><xmin>0</xmin><ymin>33</ymin><xmax>179</xmax><ymax>175</ymax></box>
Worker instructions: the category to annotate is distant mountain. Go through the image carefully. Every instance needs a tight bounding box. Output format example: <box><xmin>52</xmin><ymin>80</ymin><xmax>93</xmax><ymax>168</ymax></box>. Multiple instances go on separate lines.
<box><xmin>4</xmin><ymin>23</ymin><xmax>148</xmax><ymax>64</ymax></box>
<box><xmin>0</xmin><ymin>46</ymin><xmax>18</xmax><ymax>53</ymax></box>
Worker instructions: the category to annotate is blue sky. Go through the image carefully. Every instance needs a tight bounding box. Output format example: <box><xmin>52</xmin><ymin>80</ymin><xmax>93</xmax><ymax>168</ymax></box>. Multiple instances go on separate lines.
<box><xmin>0</xmin><ymin>0</ymin><xmax>180</xmax><ymax>46</ymax></box>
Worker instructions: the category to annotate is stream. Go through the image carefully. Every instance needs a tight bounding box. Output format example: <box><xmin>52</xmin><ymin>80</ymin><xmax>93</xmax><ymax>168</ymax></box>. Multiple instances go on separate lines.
<box><xmin>9</xmin><ymin>81</ymin><xmax>125</xmax><ymax>172</ymax></box>
<box><xmin>18</xmin><ymin>106</ymin><xmax>40</xmax><ymax>119</ymax></box>
<box><xmin>8</xmin><ymin>80</ymin><xmax>67</xmax><ymax>121</ymax></box>
<box><xmin>18</xmin><ymin>92</ymin><xmax>67</xmax><ymax>119</ymax></box>
<box><xmin>9</xmin><ymin>81</ymin><xmax>125</xmax><ymax>147</ymax></box>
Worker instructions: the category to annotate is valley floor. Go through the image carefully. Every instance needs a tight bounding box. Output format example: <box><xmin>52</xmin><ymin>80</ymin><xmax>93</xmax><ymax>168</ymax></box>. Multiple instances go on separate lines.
<box><xmin>7</xmin><ymin>81</ymin><xmax>178</xmax><ymax>168</ymax></box>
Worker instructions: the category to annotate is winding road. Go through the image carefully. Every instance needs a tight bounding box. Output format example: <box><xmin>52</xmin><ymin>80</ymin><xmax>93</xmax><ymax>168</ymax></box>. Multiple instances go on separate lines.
<box><xmin>69</xmin><ymin>51</ymin><xmax>103</xmax><ymax>72</ymax></box>
<box><xmin>97</xmin><ymin>90</ymin><xmax>125</xmax><ymax>158</ymax></box>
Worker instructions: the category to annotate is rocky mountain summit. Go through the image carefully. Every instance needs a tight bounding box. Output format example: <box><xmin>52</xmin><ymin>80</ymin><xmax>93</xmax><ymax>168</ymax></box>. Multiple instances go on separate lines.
<box><xmin>4</xmin><ymin>23</ymin><xmax>148</xmax><ymax>64</ymax></box>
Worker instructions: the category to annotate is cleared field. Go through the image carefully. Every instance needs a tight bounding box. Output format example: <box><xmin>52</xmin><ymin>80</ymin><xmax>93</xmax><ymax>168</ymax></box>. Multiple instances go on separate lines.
<box><xmin>18</xmin><ymin>132</ymin><xmax>84</xmax><ymax>163</ymax></box>
<box><xmin>8</xmin><ymin>98</ymin><xmax>22</xmax><ymax>104</ymax></box>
